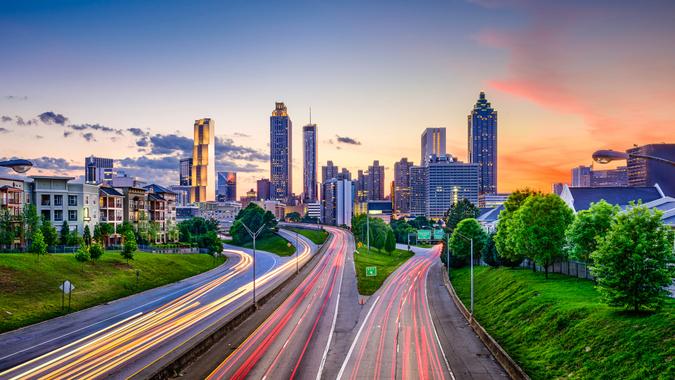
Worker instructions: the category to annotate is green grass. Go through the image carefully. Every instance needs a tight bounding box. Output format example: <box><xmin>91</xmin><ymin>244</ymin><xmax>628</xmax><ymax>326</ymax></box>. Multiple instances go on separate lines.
<box><xmin>451</xmin><ymin>267</ymin><xmax>674</xmax><ymax>380</ymax></box>
<box><xmin>0</xmin><ymin>252</ymin><xmax>226</xmax><ymax>333</ymax></box>
<box><xmin>353</xmin><ymin>247</ymin><xmax>414</xmax><ymax>295</ymax></box>
<box><xmin>287</xmin><ymin>227</ymin><xmax>329</xmax><ymax>245</ymax></box>
<box><xmin>226</xmin><ymin>233</ymin><xmax>295</xmax><ymax>256</ymax></box>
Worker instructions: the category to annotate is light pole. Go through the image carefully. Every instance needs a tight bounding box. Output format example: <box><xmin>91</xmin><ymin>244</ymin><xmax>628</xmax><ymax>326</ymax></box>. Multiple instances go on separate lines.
<box><xmin>239</xmin><ymin>221</ymin><xmax>266</xmax><ymax>308</ymax></box>
<box><xmin>453</xmin><ymin>231</ymin><xmax>474</xmax><ymax>320</ymax></box>
<box><xmin>0</xmin><ymin>159</ymin><xmax>33</xmax><ymax>173</ymax></box>
<box><xmin>592</xmin><ymin>149</ymin><xmax>675</xmax><ymax>166</ymax></box>
<box><xmin>295</xmin><ymin>229</ymin><xmax>299</xmax><ymax>274</ymax></box>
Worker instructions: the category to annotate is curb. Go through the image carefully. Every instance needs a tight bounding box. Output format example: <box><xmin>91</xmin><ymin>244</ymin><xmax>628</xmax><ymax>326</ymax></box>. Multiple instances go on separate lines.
<box><xmin>442</xmin><ymin>268</ymin><xmax>531</xmax><ymax>380</ymax></box>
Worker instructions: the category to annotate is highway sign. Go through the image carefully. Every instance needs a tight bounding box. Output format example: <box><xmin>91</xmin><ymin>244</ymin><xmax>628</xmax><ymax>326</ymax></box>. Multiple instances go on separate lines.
<box><xmin>417</xmin><ymin>230</ymin><xmax>432</xmax><ymax>241</ymax></box>
<box><xmin>59</xmin><ymin>280</ymin><xmax>74</xmax><ymax>294</ymax></box>
<box><xmin>433</xmin><ymin>229</ymin><xmax>445</xmax><ymax>240</ymax></box>
<box><xmin>366</xmin><ymin>266</ymin><xmax>377</xmax><ymax>277</ymax></box>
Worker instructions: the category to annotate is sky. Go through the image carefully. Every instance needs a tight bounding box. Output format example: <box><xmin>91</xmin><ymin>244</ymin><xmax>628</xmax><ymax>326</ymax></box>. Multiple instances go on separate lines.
<box><xmin>1</xmin><ymin>0</ymin><xmax>674</xmax><ymax>197</ymax></box>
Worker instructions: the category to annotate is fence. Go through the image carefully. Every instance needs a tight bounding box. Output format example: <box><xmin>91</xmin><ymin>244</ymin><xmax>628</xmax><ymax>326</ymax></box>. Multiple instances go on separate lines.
<box><xmin>519</xmin><ymin>258</ymin><xmax>595</xmax><ymax>281</ymax></box>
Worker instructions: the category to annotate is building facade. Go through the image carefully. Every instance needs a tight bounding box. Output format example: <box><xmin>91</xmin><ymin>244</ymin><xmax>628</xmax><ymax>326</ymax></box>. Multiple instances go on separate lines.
<box><xmin>85</xmin><ymin>156</ymin><xmax>114</xmax><ymax>185</ymax></box>
<box><xmin>0</xmin><ymin>177</ymin><xmax>26</xmax><ymax>247</ymax></box>
<box><xmin>571</xmin><ymin>165</ymin><xmax>628</xmax><ymax>188</ymax></box>
<box><xmin>393</xmin><ymin>158</ymin><xmax>413</xmax><ymax>215</ymax></box>
<box><xmin>367</xmin><ymin>160</ymin><xmax>385</xmax><ymax>201</ymax></box>
<box><xmin>169</xmin><ymin>185</ymin><xmax>191</xmax><ymax>206</ymax></box>
<box><xmin>627</xmin><ymin>143</ymin><xmax>675</xmax><ymax>196</ymax></box>
<box><xmin>256</xmin><ymin>178</ymin><xmax>271</xmax><ymax>201</ymax></box>
<box><xmin>144</xmin><ymin>184</ymin><xmax>177</xmax><ymax>243</ymax></box>
<box><xmin>270</xmin><ymin>102</ymin><xmax>292</xmax><ymax>201</ymax></box>
<box><xmin>356</xmin><ymin>170</ymin><xmax>368</xmax><ymax>203</ymax></box>
<box><xmin>322</xmin><ymin>178</ymin><xmax>353</xmax><ymax>226</ymax></box>
<box><xmin>29</xmin><ymin>176</ymin><xmax>100</xmax><ymax>235</ymax></box>
<box><xmin>468</xmin><ymin>92</ymin><xmax>497</xmax><ymax>194</ymax></box>
<box><xmin>426</xmin><ymin>156</ymin><xmax>479</xmax><ymax>218</ymax></box>
<box><xmin>421</xmin><ymin>128</ymin><xmax>446</xmax><ymax>166</ymax></box>
<box><xmin>191</xmin><ymin>118</ymin><xmax>216</xmax><ymax>202</ymax></box>
<box><xmin>409</xmin><ymin>166</ymin><xmax>426</xmax><ymax>217</ymax></box>
<box><xmin>197</xmin><ymin>201</ymin><xmax>241</xmax><ymax>231</ymax></box>
<box><xmin>179</xmin><ymin>157</ymin><xmax>193</xmax><ymax>186</ymax></box>
<box><xmin>216</xmin><ymin>171</ymin><xmax>237</xmax><ymax>202</ymax></box>
<box><xmin>99</xmin><ymin>186</ymin><xmax>124</xmax><ymax>244</ymax></box>
<box><xmin>571</xmin><ymin>165</ymin><xmax>592</xmax><ymax>187</ymax></box>
<box><xmin>321</xmin><ymin>160</ymin><xmax>339</xmax><ymax>183</ymax></box>
<box><xmin>303</xmin><ymin>124</ymin><xmax>318</xmax><ymax>203</ymax></box>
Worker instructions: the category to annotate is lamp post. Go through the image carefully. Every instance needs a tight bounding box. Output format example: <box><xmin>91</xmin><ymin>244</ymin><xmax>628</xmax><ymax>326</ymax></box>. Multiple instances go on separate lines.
<box><xmin>592</xmin><ymin>149</ymin><xmax>675</xmax><ymax>166</ymax></box>
<box><xmin>239</xmin><ymin>221</ymin><xmax>266</xmax><ymax>308</ymax></box>
<box><xmin>295</xmin><ymin>229</ymin><xmax>299</xmax><ymax>274</ymax></box>
<box><xmin>0</xmin><ymin>159</ymin><xmax>33</xmax><ymax>173</ymax></box>
<box><xmin>453</xmin><ymin>231</ymin><xmax>474</xmax><ymax>320</ymax></box>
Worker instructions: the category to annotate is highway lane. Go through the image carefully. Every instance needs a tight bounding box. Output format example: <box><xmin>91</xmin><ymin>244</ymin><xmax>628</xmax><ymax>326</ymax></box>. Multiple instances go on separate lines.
<box><xmin>207</xmin><ymin>226</ymin><xmax>354</xmax><ymax>380</ymax></box>
<box><xmin>0</xmin><ymin>229</ymin><xmax>315</xmax><ymax>379</ymax></box>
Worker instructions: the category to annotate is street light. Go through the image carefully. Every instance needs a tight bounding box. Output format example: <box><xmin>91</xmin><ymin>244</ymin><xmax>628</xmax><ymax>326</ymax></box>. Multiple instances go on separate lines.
<box><xmin>0</xmin><ymin>159</ymin><xmax>33</xmax><ymax>173</ymax></box>
<box><xmin>453</xmin><ymin>230</ymin><xmax>474</xmax><ymax>320</ymax></box>
<box><xmin>592</xmin><ymin>149</ymin><xmax>675</xmax><ymax>166</ymax></box>
<box><xmin>239</xmin><ymin>221</ymin><xmax>266</xmax><ymax>308</ymax></box>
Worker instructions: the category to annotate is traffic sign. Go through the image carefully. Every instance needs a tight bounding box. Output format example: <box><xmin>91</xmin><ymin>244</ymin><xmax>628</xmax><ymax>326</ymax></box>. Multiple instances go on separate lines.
<box><xmin>417</xmin><ymin>230</ymin><xmax>431</xmax><ymax>241</ymax></box>
<box><xmin>59</xmin><ymin>280</ymin><xmax>74</xmax><ymax>294</ymax></box>
<box><xmin>433</xmin><ymin>229</ymin><xmax>445</xmax><ymax>240</ymax></box>
<box><xmin>365</xmin><ymin>266</ymin><xmax>377</xmax><ymax>277</ymax></box>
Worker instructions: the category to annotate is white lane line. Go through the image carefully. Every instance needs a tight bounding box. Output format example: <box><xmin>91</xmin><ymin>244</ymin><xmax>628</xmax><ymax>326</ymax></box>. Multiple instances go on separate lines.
<box><xmin>424</xmin><ymin>264</ymin><xmax>455</xmax><ymax>380</ymax></box>
<box><xmin>335</xmin><ymin>294</ymin><xmax>381</xmax><ymax>380</ymax></box>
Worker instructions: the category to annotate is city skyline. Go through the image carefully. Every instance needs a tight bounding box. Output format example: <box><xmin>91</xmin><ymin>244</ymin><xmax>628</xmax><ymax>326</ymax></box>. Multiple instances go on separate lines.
<box><xmin>1</xmin><ymin>1</ymin><xmax>675</xmax><ymax>198</ymax></box>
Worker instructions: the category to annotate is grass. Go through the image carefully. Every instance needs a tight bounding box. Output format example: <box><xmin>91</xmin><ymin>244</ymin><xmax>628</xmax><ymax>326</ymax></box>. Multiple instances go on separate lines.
<box><xmin>353</xmin><ymin>246</ymin><xmax>414</xmax><ymax>295</ymax></box>
<box><xmin>226</xmin><ymin>233</ymin><xmax>295</xmax><ymax>256</ymax></box>
<box><xmin>451</xmin><ymin>267</ymin><xmax>674</xmax><ymax>380</ymax></box>
<box><xmin>0</xmin><ymin>251</ymin><xmax>226</xmax><ymax>333</ymax></box>
<box><xmin>287</xmin><ymin>227</ymin><xmax>329</xmax><ymax>245</ymax></box>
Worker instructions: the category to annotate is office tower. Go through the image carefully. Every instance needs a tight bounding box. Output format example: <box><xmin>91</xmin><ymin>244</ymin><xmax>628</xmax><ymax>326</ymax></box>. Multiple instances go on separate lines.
<box><xmin>321</xmin><ymin>160</ymin><xmax>339</xmax><ymax>183</ymax></box>
<box><xmin>627</xmin><ymin>144</ymin><xmax>675</xmax><ymax>196</ymax></box>
<box><xmin>367</xmin><ymin>160</ymin><xmax>385</xmax><ymax>200</ymax></box>
<box><xmin>179</xmin><ymin>157</ymin><xmax>193</xmax><ymax>186</ymax></box>
<box><xmin>571</xmin><ymin>165</ymin><xmax>592</xmax><ymax>187</ymax></box>
<box><xmin>591</xmin><ymin>166</ymin><xmax>628</xmax><ymax>187</ymax></box>
<box><xmin>190</xmin><ymin>118</ymin><xmax>215</xmax><ymax>202</ymax></box>
<box><xmin>421</xmin><ymin>128</ymin><xmax>446</xmax><ymax>166</ymax></box>
<box><xmin>322</xmin><ymin>178</ymin><xmax>353</xmax><ymax>227</ymax></box>
<box><xmin>270</xmin><ymin>102</ymin><xmax>292</xmax><ymax>201</ymax></box>
<box><xmin>303</xmin><ymin>124</ymin><xmax>318</xmax><ymax>203</ymax></box>
<box><xmin>426</xmin><ymin>156</ymin><xmax>479</xmax><ymax>218</ymax></box>
<box><xmin>169</xmin><ymin>185</ymin><xmax>191</xmax><ymax>206</ymax></box>
<box><xmin>409</xmin><ymin>166</ymin><xmax>426</xmax><ymax>217</ymax></box>
<box><xmin>393</xmin><ymin>158</ymin><xmax>413</xmax><ymax>214</ymax></box>
<box><xmin>356</xmin><ymin>170</ymin><xmax>368</xmax><ymax>202</ymax></box>
<box><xmin>552</xmin><ymin>182</ymin><xmax>565</xmax><ymax>196</ymax></box>
<box><xmin>85</xmin><ymin>156</ymin><xmax>113</xmax><ymax>185</ymax></box>
<box><xmin>339</xmin><ymin>168</ymin><xmax>352</xmax><ymax>181</ymax></box>
<box><xmin>216</xmin><ymin>171</ymin><xmax>237</xmax><ymax>202</ymax></box>
<box><xmin>256</xmin><ymin>178</ymin><xmax>271</xmax><ymax>201</ymax></box>
<box><xmin>468</xmin><ymin>91</ymin><xmax>498</xmax><ymax>194</ymax></box>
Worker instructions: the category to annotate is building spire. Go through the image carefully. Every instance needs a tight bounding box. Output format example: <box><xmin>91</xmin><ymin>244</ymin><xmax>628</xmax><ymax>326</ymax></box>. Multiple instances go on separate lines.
<box><xmin>309</xmin><ymin>106</ymin><xmax>312</xmax><ymax>125</ymax></box>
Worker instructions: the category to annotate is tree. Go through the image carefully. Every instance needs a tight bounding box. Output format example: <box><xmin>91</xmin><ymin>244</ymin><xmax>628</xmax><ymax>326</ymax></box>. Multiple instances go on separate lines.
<box><xmin>100</xmin><ymin>223</ymin><xmax>115</xmax><ymax>247</ymax></box>
<box><xmin>83</xmin><ymin>225</ymin><xmax>92</xmax><ymax>247</ymax></box>
<box><xmin>202</xmin><ymin>230</ymin><xmax>224</xmax><ymax>263</ymax></box>
<box><xmin>481</xmin><ymin>232</ymin><xmax>500</xmax><ymax>267</ymax></box>
<box><xmin>408</xmin><ymin>216</ymin><xmax>430</xmax><ymax>230</ymax></box>
<box><xmin>565</xmin><ymin>200</ymin><xmax>619</xmax><ymax>263</ymax></box>
<box><xmin>40</xmin><ymin>218</ymin><xmax>59</xmax><ymax>248</ymax></box>
<box><xmin>229</xmin><ymin>204</ymin><xmax>276</xmax><ymax>245</ymax></box>
<box><xmin>286</xmin><ymin>212</ymin><xmax>302</xmax><ymax>222</ymax></box>
<box><xmin>89</xmin><ymin>243</ymin><xmax>104</xmax><ymax>262</ymax></box>
<box><xmin>591</xmin><ymin>204</ymin><xmax>674</xmax><ymax>312</ymax></box>
<box><xmin>0</xmin><ymin>209</ymin><xmax>17</xmax><ymax>249</ymax></box>
<box><xmin>67</xmin><ymin>228</ymin><xmax>83</xmax><ymax>247</ymax></box>
<box><xmin>166</xmin><ymin>221</ymin><xmax>179</xmax><ymax>242</ymax></box>
<box><xmin>494</xmin><ymin>188</ymin><xmax>540</xmax><ymax>266</ymax></box>
<box><xmin>449</xmin><ymin>218</ymin><xmax>487</xmax><ymax>268</ymax></box>
<box><xmin>31</xmin><ymin>229</ymin><xmax>47</xmax><ymax>261</ymax></box>
<box><xmin>74</xmin><ymin>245</ymin><xmax>90</xmax><ymax>270</ymax></box>
<box><xmin>22</xmin><ymin>204</ymin><xmax>40</xmax><ymax>245</ymax></box>
<box><xmin>445</xmin><ymin>198</ymin><xmax>480</xmax><ymax>232</ymax></box>
<box><xmin>510</xmin><ymin>194</ymin><xmax>574</xmax><ymax>279</ymax></box>
<box><xmin>59</xmin><ymin>221</ymin><xmax>70</xmax><ymax>246</ymax></box>
<box><xmin>122</xmin><ymin>230</ymin><xmax>137</xmax><ymax>264</ymax></box>
<box><xmin>384</xmin><ymin>228</ymin><xmax>396</xmax><ymax>254</ymax></box>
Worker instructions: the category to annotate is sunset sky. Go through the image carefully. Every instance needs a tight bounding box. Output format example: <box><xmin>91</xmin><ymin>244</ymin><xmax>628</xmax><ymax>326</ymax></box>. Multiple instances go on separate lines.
<box><xmin>1</xmin><ymin>0</ymin><xmax>674</xmax><ymax>197</ymax></box>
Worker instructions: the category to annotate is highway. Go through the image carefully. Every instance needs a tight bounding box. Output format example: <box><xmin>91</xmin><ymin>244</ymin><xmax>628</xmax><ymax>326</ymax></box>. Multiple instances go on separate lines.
<box><xmin>0</xmin><ymin>229</ymin><xmax>315</xmax><ymax>379</ymax></box>
<box><xmin>207</xmin><ymin>226</ymin><xmax>355</xmax><ymax>380</ymax></box>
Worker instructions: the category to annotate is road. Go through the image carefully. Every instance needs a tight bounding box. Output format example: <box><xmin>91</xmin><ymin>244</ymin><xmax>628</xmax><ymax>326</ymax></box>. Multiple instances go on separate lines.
<box><xmin>0</xmin><ymin>229</ymin><xmax>315</xmax><ymax>379</ymax></box>
<box><xmin>336</xmin><ymin>244</ymin><xmax>507</xmax><ymax>380</ymax></box>
<box><xmin>207</xmin><ymin>226</ymin><xmax>356</xmax><ymax>380</ymax></box>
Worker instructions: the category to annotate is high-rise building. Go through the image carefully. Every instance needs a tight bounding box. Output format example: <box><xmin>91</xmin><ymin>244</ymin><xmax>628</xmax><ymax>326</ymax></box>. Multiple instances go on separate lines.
<box><xmin>85</xmin><ymin>156</ymin><xmax>113</xmax><ymax>185</ymax></box>
<box><xmin>426</xmin><ymin>156</ymin><xmax>479</xmax><ymax>218</ymax></box>
<box><xmin>179</xmin><ymin>157</ymin><xmax>193</xmax><ymax>186</ymax></box>
<box><xmin>393</xmin><ymin>158</ymin><xmax>414</xmax><ymax>214</ymax></box>
<box><xmin>409</xmin><ymin>166</ymin><xmax>426</xmax><ymax>217</ymax></box>
<box><xmin>190</xmin><ymin>118</ymin><xmax>215</xmax><ymax>202</ymax></box>
<box><xmin>468</xmin><ymin>91</ymin><xmax>498</xmax><ymax>194</ymax></box>
<box><xmin>627</xmin><ymin>143</ymin><xmax>675</xmax><ymax>196</ymax></box>
<box><xmin>421</xmin><ymin>128</ymin><xmax>446</xmax><ymax>166</ymax></box>
<box><xmin>356</xmin><ymin>170</ymin><xmax>368</xmax><ymax>202</ymax></box>
<box><xmin>303</xmin><ymin>124</ymin><xmax>318</xmax><ymax>203</ymax></box>
<box><xmin>340</xmin><ymin>168</ymin><xmax>352</xmax><ymax>181</ymax></box>
<box><xmin>321</xmin><ymin>160</ymin><xmax>339</xmax><ymax>183</ymax></box>
<box><xmin>591</xmin><ymin>166</ymin><xmax>628</xmax><ymax>187</ymax></box>
<box><xmin>216</xmin><ymin>172</ymin><xmax>237</xmax><ymax>202</ymax></box>
<box><xmin>256</xmin><ymin>178</ymin><xmax>271</xmax><ymax>201</ymax></box>
<box><xmin>322</xmin><ymin>178</ymin><xmax>353</xmax><ymax>227</ymax></box>
<box><xmin>367</xmin><ymin>160</ymin><xmax>385</xmax><ymax>200</ymax></box>
<box><xmin>270</xmin><ymin>102</ymin><xmax>292</xmax><ymax>201</ymax></box>
<box><xmin>571</xmin><ymin>165</ymin><xmax>592</xmax><ymax>187</ymax></box>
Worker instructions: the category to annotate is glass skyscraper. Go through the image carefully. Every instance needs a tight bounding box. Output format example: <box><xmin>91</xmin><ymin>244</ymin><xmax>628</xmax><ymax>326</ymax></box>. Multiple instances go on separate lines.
<box><xmin>216</xmin><ymin>171</ymin><xmax>237</xmax><ymax>202</ymax></box>
<box><xmin>468</xmin><ymin>92</ymin><xmax>498</xmax><ymax>194</ymax></box>
<box><xmin>420</xmin><ymin>128</ymin><xmax>446</xmax><ymax>166</ymax></box>
<box><xmin>303</xmin><ymin>124</ymin><xmax>318</xmax><ymax>203</ymax></box>
<box><xmin>179</xmin><ymin>157</ymin><xmax>193</xmax><ymax>186</ymax></box>
<box><xmin>270</xmin><ymin>102</ymin><xmax>292</xmax><ymax>201</ymax></box>
<box><xmin>191</xmin><ymin>118</ymin><xmax>215</xmax><ymax>202</ymax></box>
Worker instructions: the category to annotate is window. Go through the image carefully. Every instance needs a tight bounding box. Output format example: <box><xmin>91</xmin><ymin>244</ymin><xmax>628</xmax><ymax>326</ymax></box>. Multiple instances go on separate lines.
<box><xmin>68</xmin><ymin>210</ymin><xmax>77</xmax><ymax>221</ymax></box>
<box><xmin>85</xmin><ymin>195</ymin><xmax>89</xmax><ymax>204</ymax></box>
<box><xmin>41</xmin><ymin>194</ymin><xmax>50</xmax><ymax>206</ymax></box>
<box><xmin>54</xmin><ymin>195</ymin><xmax>63</xmax><ymax>206</ymax></box>
<box><xmin>68</xmin><ymin>195</ymin><xmax>77</xmax><ymax>206</ymax></box>
<box><xmin>54</xmin><ymin>210</ymin><xmax>63</xmax><ymax>222</ymax></box>
<box><xmin>41</xmin><ymin>210</ymin><xmax>50</xmax><ymax>221</ymax></box>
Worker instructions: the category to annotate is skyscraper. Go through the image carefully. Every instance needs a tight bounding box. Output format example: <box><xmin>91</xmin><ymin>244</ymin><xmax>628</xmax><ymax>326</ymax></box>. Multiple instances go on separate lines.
<box><xmin>85</xmin><ymin>156</ymin><xmax>113</xmax><ymax>185</ymax></box>
<box><xmin>367</xmin><ymin>160</ymin><xmax>385</xmax><ymax>200</ymax></box>
<box><xmin>216</xmin><ymin>171</ymin><xmax>237</xmax><ymax>202</ymax></box>
<box><xmin>394</xmin><ymin>158</ymin><xmax>413</xmax><ymax>214</ymax></box>
<box><xmin>627</xmin><ymin>143</ymin><xmax>675</xmax><ymax>196</ymax></box>
<box><xmin>426</xmin><ymin>155</ymin><xmax>479</xmax><ymax>218</ymax></box>
<box><xmin>356</xmin><ymin>170</ymin><xmax>368</xmax><ymax>202</ymax></box>
<box><xmin>421</xmin><ymin>128</ymin><xmax>446</xmax><ymax>166</ymax></box>
<box><xmin>303</xmin><ymin>124</ymin><xmax>318</xmax><ymax>203</ymax></box>
<box><xmin>256</xmin><ymin>178</ymin><xmax>271</xmax><ymax>201</ymax></box>
<box><xmin>571</xmin><ymin>165</ymin><xmax>592</xmax><ymax>187</ymax></box>
<box><xmin>191</xmin><ymin>118</ymin><xmax>215</xmax><ymax>202</ymax></box>
<box><xmin>409</xmin><ymin>166</ymin><xmax>426</xmax><ymax>217</ymax></box>
<box><xmin>322</xmin><ymin>178</ymin><xmax>353</xmax><ymax>227</ymax></box>
<box><xmin>321</xmin><ymin>160</ymin><xmax>339</xmax><ymax>183</ymax></box>
<box><xmin>270</xmin><ymin>102</ymin><xmax>292</xmax><ymax>201</ymax></box>
<box><xmin>339</xmin><ymin>167</ymin><xmax>352</xmax><ymax>181</ymax></box>
<box><xmin>468</xmin><ymin>91</ymin><xmax>498</xmax><ymax>194</ymax></box>
<box><xmin>179</xmin><ymin>157</ymin><xmax>193</xmax><ymax>186</ymax></box>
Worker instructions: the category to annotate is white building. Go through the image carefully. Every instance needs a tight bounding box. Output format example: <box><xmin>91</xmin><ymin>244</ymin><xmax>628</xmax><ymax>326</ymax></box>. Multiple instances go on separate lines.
<box><xmin>322</xmin><ymin>178</ymin><xmax>353</xmax><ymax>227</ymax></box>
<box><xmin>198</xmin><ymin>201</ymin><xmax>242</xmax><ymax>230</ymax></box>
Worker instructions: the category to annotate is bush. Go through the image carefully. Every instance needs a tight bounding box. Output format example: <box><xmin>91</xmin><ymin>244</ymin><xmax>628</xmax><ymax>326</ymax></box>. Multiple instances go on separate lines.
<box><xmin>89</xmin><ymin>243</ymin><xmax>104</xmax><ymax>261</ymax></box>
<box><xmin>122</xmin><ymin>230</ymin><xmax>137</xmax><ymax>264</ymax></box>
<box><xmin>449</xmin><ymin>218</ymin><xmax>487</xmax><ymax>268</ymax></box>
<box><xmin>74</xmin><ymin>245</ymin><xmax>90</xmax><ymax>264</ymax></box>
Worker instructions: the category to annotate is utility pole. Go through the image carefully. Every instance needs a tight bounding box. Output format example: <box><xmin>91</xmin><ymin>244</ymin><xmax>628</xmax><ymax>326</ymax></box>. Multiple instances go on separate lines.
<box><xmin>366</xmin><ymin>211</ymin><xmax>370</xmax><ymax>252</ymax></box>
<box><xmin>295</xmin><ymin>230</ymin><xmax>299</xmax><ymax>274</ymax></box>
<box><xmin>239</xmin><ymin>221</ymin><xmax>266</xmax><ymax>308</ymax></box>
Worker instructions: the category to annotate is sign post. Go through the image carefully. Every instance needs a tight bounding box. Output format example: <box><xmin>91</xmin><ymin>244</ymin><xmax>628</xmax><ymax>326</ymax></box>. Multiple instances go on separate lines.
<box><xmin>365</xmin><ymin>266</ymin><xmax>377</xmax><ymax>277</ymax></box>
<box><xmin>59</xmin><ymin>280</ymin><xmax>74</xmax><ymax>312</ymax></box>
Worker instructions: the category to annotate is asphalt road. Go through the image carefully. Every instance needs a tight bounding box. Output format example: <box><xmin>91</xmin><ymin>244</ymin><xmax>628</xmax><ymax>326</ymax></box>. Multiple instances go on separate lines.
<box><xmin>206</xmin><ymin>226</ymin><xmax>357</xmax><ymax>380</ymax></box>
<box><xmin>0</xmin><ymin>229</ymin><xmax>316</xmax><ymax>379</ymax></box>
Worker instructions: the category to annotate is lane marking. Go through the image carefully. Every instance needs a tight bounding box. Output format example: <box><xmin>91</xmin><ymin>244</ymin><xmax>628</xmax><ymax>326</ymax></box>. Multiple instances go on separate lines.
<box><xmin>335</xmin><ymin>294</ymin><xmax>380</xmax><ymax>380</ymax></box>
<box><xmin>424</xmin><ymin>261</ymin><xmax>455</xmax><ymax>380</ymax></box>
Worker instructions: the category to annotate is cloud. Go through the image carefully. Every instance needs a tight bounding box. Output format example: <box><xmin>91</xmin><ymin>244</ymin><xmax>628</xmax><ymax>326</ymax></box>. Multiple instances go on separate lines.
<box><xmin>216</xmin><ymin>161</ymin><xmax>263</xmax><ymax>173</ymax></box>
<box><xmin>233</xmin><ymin>132</ymin><xmax>250</xmax><ymax>138</ymax></box>
<box><xmin>116</xmin><ymin>156</ymin><xmax>181</xmax><ymax>186</ymax></box>
<box><xmin>0</xmin><ymin>128</ymin><xmax>9</xmax><ymax>134</ymax></box>
<box><xmin>63</xmin><ymin>131</ymin><xmax>73</xmax><ymax>138</ymax></box>
<box><xmin>336</xmin><ymin>135</ymin><xmax>362</xmax><ymax>145</ymax></box>
<box><xmin>1</xmin><ymin>116</ymin><xmax>12</xmax><ymax>123</ymax></box>
<box><xmin>118</xmin><ymin>156</ymin><xmax>180</xmax><ymax>170</ymax></box>
<box><xmin>127</xmin><ymin>127</ymin><xmax>147</xmax><ymax>137</ymax></box>
<box><xmin>35</xmin><ymin>135</ymin><xmax>44</xmax><ymax>139</ymax></box>
<box><xmin>215</xmin><ymin>137</ymin><xmax>269</xmax><ymax>161</ymax></box>
<box><xmin>0</xmin><ymin>156</ymin><xmax>83</xmax><ymax>172</ymax></box>
<box><xmin>15</xmin><ymin>116</ymin><xmax>38</xmax><ymax>126</ymax></box>
<box><xmin>81</xmin><ymin>132</ymin><xmax>96</xmax><ymax>142</ymax></box>
<box><xmin>38</xmin><ymin>111</ymin><xmax>68</xmax><ymax>126</ymax></box>
<box><xmin>68</xmin><ymin>123</ymin><xmax>123</xmax><ymax>135</ymax></box>
<box><xmin>147</xmin><ymin>133</ymin><xmax>193</xmax><ymax>155</ymax></box>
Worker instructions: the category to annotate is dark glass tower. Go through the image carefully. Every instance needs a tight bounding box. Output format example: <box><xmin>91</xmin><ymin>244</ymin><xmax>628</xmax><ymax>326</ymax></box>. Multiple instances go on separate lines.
<box><xmin>270</xmin><ymin>102</ymin><xmax>292</xmax><ymax>201</ymax></box>
<box><xmin>303</xmin><ymin>124</ymin><xmax>318</xmax><ymax>203</ymax></box>
<box><xmin>468</xmin><ymin>92</ymin><xmax>498</xmax><ymax>194</ymax></box>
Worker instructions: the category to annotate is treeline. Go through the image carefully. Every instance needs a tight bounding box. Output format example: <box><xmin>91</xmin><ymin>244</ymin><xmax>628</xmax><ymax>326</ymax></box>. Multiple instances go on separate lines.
<box><xmin>351</xmin><ymin>214</ymin><xmax>397</xmax><ymax>253</ymax></box>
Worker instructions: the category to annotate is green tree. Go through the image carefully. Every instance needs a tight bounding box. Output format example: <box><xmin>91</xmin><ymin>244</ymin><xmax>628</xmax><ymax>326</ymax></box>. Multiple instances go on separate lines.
<box><xmin>384</xmin><ymin>228</ymin><xmax>396</xmax><ymax>253</ymax></box>
<box><xmin>59</xmin><ymin>221</ymin><xmax>70</xmax><ymax>246</ymax></box>
<box><xmin>229</xmin><ymin>204</ymin><xmax>276</xmax><ymax>245</ymax></box>
<box><xmin>166</xmin><ymin>221</ymin><xmax>179</xmax><ymax>242</ymax></box>
<box><xmin>93</xmin><ymin>224</ymin><xmax>103</xmax><ymax>245</ymax></box>
<box><xmin>23</xmin><ymin>204</ymin><xmax>40</xmax><ymax>245</ymax></box>
<box><xmin>408</xmin><ymin>216</ymin><xmax>430</xmax><ymax>230</ymax></box>
<box><xmin>591</xmin><ymin>204</ymin><xmax>674</xmax><ymax>312</ymax></box>
<box><xmin>74</xmin><ymin>244</ymin><xmax>90</xmax><ymax>270</ymax></box>
<box><xmin>83</xmin><ymin>225</ymin><xmax>92</xmax><ymax>247</ymax></box>
<box><xmin>449</xmin><ymin>218</ymin><xmax>487</xmax><ymax>268</ymax></box>
<box><xmin>445</xmin><ymin>198</ymin><xmax>480</xmax><ymax>232</ymax></box>
<box><xmin>285</xmin><ymin>212</ymin><xmax>302</xmax><ymax>222</ymax></box>
<box><xmin>31</xmin><ymin>228</ymin><xmax>47</xmax><ymax>261</ymax></box>
<box><xmin>100</xmin><ymin>223</ymin><xmax>115</xmax><ymax>247</ymax></box>
<box><xmin>89</xmin><ymin>243</ymin><xmax>104</xmax><ymax>262</ymax></box>
<box><xmin>510</xmin><ymin>194</ymin><xmax>574</xmax><ymax>279</ymax></box>
<box><xmin>121</xmin><ymin>230</ymin><xmax>137</xmax><ymax>264</ymax></box>
<box><xmin>494</xmin><ymin>188</ymin><xmax>540</xmax><ymax>265</ymax></box>
<box><xmin>481</xmin><ymin>232</ymin><xmax>500</xmax><ymax>267</ymax></box>
<box><xmin>0</xmin><ymin>209</ymin><xmax>17</xmax><ymax>249</ymax></box>
<box><xmin>565</xmin><ymin>200</ymin><xmax>619</xmax><ymax>263</ymax></box>
<box><xmin>67</xmin><ymin>228</ymin><xmax>83</xmax><ymax>247</ymax></box>
<box><xmin>40</xmin><ymin>218</ymin><xmax>59</xmax><ymax>248</ymax></box>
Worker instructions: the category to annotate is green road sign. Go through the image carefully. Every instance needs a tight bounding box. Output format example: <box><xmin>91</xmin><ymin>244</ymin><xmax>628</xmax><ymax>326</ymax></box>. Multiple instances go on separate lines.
<box><xmin>417</xmin><ymin>230</ymin><xmax>431</xmax><ymax>241</ymax></box>
<box><xmin>366</xmin><ymin>266</ymin><xmax>377</xmax><ymax>277</ymax></box>
<box><xmin>433</xmin><ymin>229</ymin><xmax>445</xmax><ymax>240</ymax></box>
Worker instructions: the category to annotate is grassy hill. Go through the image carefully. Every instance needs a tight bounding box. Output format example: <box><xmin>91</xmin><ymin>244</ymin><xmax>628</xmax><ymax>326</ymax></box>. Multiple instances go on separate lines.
<box><xmin>353</xmin><ymin>247</ymin><xmax>413</xmax><ymax>295</ymax></box>
<box><xmin>286</xmin><ymin>227</ymin><xmax>329</xmax><ymax>245</ymax></box>
<box><xmin>226</xmin><ymin>233</ymin><xmax>295</xmax><ymax>256</ymax></box>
